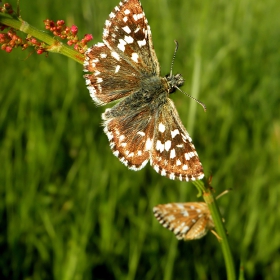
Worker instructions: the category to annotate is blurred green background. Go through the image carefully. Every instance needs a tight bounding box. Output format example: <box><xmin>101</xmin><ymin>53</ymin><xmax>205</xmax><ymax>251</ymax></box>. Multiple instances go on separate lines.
<box><xmin>1</xmin><ymin>0</ymin><xmax>280</xmax><ymax>279</ymax></box>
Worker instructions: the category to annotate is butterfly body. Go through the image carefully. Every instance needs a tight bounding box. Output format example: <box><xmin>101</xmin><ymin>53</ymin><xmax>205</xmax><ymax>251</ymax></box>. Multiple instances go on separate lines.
<box><xmin>84</xmin><ymin>0</ymin><xmax>204</xmax><ymax>181</ymax></box>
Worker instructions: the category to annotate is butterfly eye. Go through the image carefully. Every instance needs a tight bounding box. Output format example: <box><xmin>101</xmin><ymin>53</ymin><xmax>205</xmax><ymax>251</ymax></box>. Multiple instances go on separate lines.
<box><xmin>166</xmin><ymin>73</ymin><xmax>185</xmax><ymax>93</ymax></box>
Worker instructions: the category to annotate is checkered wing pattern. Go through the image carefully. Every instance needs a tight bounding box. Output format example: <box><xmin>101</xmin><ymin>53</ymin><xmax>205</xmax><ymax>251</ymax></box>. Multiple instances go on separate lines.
<box><xmin>84</xmin><ymin>0</ymin><xmax>204</xmax><ymax>181</ymax></box>
<box><xmin>102</xmin><ymin>98</ymin><xmax>155</xmax><ymax>170</ymax></box>
<box><xmin>151</xmin><ymin>99</ymin><xmax>203</xmax><ymax>181</ymax></box>
<box><xmin>153</xmin><ymin>202</ymin><xmax>214</xmax><ymax>240</ymax></box>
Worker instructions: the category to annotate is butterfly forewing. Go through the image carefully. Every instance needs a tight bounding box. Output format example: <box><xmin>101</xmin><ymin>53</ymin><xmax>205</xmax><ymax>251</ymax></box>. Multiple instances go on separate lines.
<box><xmin>84</xmin><ymin>43</ymin><xmax>141</xmax><ymax>104</ymax></box>
<box><xmin>103</xmin><ymin>0</ymin><xmax>160</xmax><ymax>74</ymax></box>
<box><xmin>83</xmin><ymin>0</ymin><xmax>204</xmax><ymax>181</ymax></box>
<box><xmin>153</xmin><ymin>202</ymin><xmax>214</xmax><ymax>240</ymax></box>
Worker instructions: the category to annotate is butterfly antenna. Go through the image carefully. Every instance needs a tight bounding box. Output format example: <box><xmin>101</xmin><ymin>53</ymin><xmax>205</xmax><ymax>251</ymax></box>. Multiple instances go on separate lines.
<box><xmin>171</xmin><ymin>41</ymin><xmax>207</xmax><ymax>112</ymax></box>
<box><xmin>169</xmin><ymin>40</ymin><xmax>179</xmax><ymax>77</ymax></box>
<box><xmin>176</xmin><ymin>86</ymin><xmax>207</xmax><ymax>112</ymax></box>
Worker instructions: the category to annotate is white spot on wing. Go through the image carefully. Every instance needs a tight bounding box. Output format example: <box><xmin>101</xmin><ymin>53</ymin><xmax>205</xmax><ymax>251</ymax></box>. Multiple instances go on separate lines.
<box><xmin>171</xmin><ymin>129</ymin><xmax>180</xmax><ymax>138</ymax></box>
<box><xmin>182</xmin><ymin>165</ymin><xmax>188</xmax><ymax>170</ymax></box>
<box><xmin>154</xmin><ymin>165</ymin><xmax>159</xmax><ymax>172</ymax></box>
<box><xmin>97</xmin><ymin>84</ymin><xmax>102</xmax><ymax>92</ymax></box>
<box><xmin>198</xmin><ymin>174</ymin><xmax>204</xmax><ymax>180</ymax></box>
<box><xmin>158</xmin><ymin>123</ymin><xmax>165</xmax><ymax>132</ymax></box>
<box><xmin>182</xmin><ymin>133</ymin><xmax>192</xmax><ymax>142</ymax></box>
<box><xmin>96</xmin><ymin>43</ymin><xmax>105</xmax><ymax>47</ymax></box>
<box><xmin>137</xmin><ymin>131</ymin><xmax>145</xmax><ymax>136</ymax></box>
<box><xmin>131</xmin><ymin>53</ymin><xmax>139</xmax><ymax>62</ymax></box>
<box><xmin>170</xmin><ymin>149</ymin><xmax>176</xmax><ymax>159</ymax></box>
<box><xmin>120</xmin><ymin>157</ymin><xmax>128</xmax><ymax>166</ymax></box>
<box><xmin>182</xmin><ymin>210</ymin><xmax>189</xmax><ymax>217</ymax></box>
<box><xmin>176</xmin><ymin>159</ymin><xmax>181</xmax><ymax>166</ymax></box>
<box><xmin>113</xmin><ymin>150</ymin><xmax>119</xmax><ymax>157</ymax></box>
<box><xmin>137</xmin><ymin>39</ymin><xmax>146</xmax><ymax>47</ymax></box>
<box><xmin>103</xmin><ymin>29</ymin><xmax>109</xmax><ymax>38</ymax></box>
<box><xmin>117</xmin><ymin>39</ymin><xmax>126</xmax><ymax>52</ymax></box>
<box><xmin>156</xmin><ymin>140</ymin><xmax>164</xmax><ymax>153</ymax></box>
<box><xmin>115</xmin><ymin>65</ymin><xmax>121</xmax><ymax>73</ymax></box>
<box><xmin>133</xmin><ymin>13</ymin><xmax>144</xmax><ymax>21</ymax></box>
<box><xmin>140</xmin><ymin>159</ymin><xmax>148</xmax><ymax>169</ymax></box>
<box><xmin>182</xmin><ymin>226</ymin><xmax>190</xmax><ymax>233</ymax></box>
<box><xmin>166</xmin><ymin>214</ymin><xmax>175</xmax><ymax>222</ymax></box>
<box><xmin>105</xmin><ymin>20</ymin><xmax>111</xmax><ymax>28</ymax></box>
<box><xmin>122</xmin><ymin>26</ymin><xmax>131</xmax><ymax>34</ymax></box>
<box><xmin>169</xmin><ymin>173</ymin><xmax>175</xmax><ymax>180</ymax></box>
<box><xmin>109</xmin><ymin>12</ymin><xmax>116</xmax><ymax>18</ymax></box>
<box><xmin>184</xmin><ymin>153</ymin><xmax>190</xmax><ymax>160</ymax></box>
<box><xmin>111</xmin><ymin>51</ymin><xmax>120</xmax><ymax>61</ymax></box>
<box><xmin>145</xmin><ymin>138</ymin><xmax>153</xmax><ymax>150</ymax></box>
<box><xmin>124</xmin><ymin>35</ymin><xmax>134</xmax><ymax>44</ymax></box>
<box><xmin>164</xmin><ymin>140</ymin><xmax>171</xmax><ymax>151</ymax></box>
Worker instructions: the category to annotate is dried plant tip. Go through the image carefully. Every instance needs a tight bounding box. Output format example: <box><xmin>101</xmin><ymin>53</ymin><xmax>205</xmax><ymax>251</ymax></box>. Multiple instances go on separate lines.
<box><xmin>1</xmin><ymin>3</ymin><xmax>15</xmax><ymax>14</ymax></box>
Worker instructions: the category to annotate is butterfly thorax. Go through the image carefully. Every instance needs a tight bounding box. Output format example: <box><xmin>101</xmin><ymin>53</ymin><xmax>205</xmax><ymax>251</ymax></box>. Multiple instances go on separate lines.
<box><xmin>139</xmin><ymin>75</ymin><xmax>169</xmax><ymax>103</ymax></box>
<box><xmin>165</xmin><ymin>73</ymin><xmax>184</xmax><ymax>94</ymax></box>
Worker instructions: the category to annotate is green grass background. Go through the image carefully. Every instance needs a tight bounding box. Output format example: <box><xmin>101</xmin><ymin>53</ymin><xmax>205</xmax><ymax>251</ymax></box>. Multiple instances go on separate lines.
<box><xmin>1</xmin><ymin>0</ymin><xmax>280</xmax><ymax>279</ymax></box>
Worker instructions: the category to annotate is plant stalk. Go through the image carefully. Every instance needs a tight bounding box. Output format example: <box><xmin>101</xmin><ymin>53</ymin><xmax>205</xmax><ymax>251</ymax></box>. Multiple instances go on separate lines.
<box><xmin>193</xmin><ymin>180</ymin><xmax>236</xmax><ymax>280</ymax></box>
<box><xmin>0</xmin><ymin>12</ymin><xmax>84</xmax><ymax>64</ymax></box>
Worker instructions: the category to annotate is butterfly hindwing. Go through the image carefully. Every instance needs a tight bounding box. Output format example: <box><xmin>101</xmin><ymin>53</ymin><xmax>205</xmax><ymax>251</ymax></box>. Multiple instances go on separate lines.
<box><xmin>153</xmin><ymin>202</ymin><xmax>214</xmax><ymax>240</ymax></box>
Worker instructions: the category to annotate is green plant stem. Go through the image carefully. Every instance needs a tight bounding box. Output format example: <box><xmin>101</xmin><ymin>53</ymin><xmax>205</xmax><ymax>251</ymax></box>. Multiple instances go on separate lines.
<box><xmin>192</xmin><ymin>180</ymin><xmax>236</xmax><ymax>280</ymax></box>
<box><xmin>0</xmin><ymin>12</ymin><xmax>84</xmax><ymax>64</ymax></box>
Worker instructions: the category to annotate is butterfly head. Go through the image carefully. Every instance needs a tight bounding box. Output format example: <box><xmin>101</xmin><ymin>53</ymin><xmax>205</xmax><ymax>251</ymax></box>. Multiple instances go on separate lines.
<box><xmin>165</xmin><ymin>73</ymin><xmax>185</xmax><ymax>94</ymax></box>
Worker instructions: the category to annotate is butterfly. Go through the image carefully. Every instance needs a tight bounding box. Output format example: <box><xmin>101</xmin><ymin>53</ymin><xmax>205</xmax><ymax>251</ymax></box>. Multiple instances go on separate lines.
<box><xmin>84</xmin><ymin>0</ymin><xmax>204</xmax><ymax>181</ymax></box>
<box><xmin>153</xmin><ymin>202</ymin><xmax>214</xmax><ymax>240</ymax></box>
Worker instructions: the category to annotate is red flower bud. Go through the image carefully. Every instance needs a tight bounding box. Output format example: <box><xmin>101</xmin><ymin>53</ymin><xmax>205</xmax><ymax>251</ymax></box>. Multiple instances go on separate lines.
<box><xmin>57</xmin><ymin>20</ymin><xmax>65</xmax><ymax>26</ymax></box>
<box><xmin>70</xmin><ymin>25</ymin><xmax>78</xmax><ymax>35</ymax></box>
<box><xmin>5</xmin><ymin>46</ymin><xmax>13</xmax><ymax>53</ymax></box>
<box><xmin>84</xmin><ymin>34</ymin><xmax>93</xmax><ymax>42</ymax></box>
<box><xmin>37</xmin><ymin>49</ymin><xmax>45</xmax><ymax>55</ymax></box>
